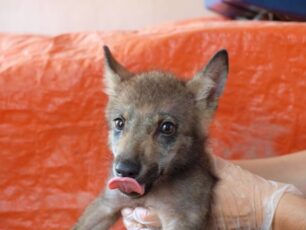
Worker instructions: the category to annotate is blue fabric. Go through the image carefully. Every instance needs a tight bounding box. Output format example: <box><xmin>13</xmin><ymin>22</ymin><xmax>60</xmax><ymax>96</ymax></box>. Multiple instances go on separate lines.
<box><xmin>206</xmin><ymin>0</ymin><xmax>306</xmax><ymax>20</ymax></box>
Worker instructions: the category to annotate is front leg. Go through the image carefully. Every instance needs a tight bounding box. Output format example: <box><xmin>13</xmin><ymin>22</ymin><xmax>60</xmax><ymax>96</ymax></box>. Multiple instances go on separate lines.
<box><xmin>73</xmin><ymin>189</ymin><xmax>121</xmax><ymax>230</ymax></box>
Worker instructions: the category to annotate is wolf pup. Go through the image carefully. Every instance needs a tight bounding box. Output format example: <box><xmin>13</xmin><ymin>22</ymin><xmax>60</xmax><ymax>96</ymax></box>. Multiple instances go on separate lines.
<box><xmin>73</xmin><ymin>46</ymin><xmax>228</xmax><ymax>230</ymax></box>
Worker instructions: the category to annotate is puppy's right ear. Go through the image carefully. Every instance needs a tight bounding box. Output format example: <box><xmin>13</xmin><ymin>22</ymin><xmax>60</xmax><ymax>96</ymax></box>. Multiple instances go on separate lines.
<box><xmin>103</xmin><ymin>46</ymin><xmax>133</xmax><ymax>96</ymax></box>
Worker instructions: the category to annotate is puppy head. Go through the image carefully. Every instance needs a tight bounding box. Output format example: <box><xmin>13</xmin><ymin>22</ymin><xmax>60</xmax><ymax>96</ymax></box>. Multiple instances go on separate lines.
<box><xmin>103</xmin><ymin>46</ymin><xmax>228</xmax><ymax>196</ymax></box>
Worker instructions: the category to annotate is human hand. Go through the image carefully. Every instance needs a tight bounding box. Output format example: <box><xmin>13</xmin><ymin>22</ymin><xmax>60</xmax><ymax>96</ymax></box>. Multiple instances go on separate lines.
<box><xmin>121</xmin><ymin>154</ymin><xmax>302</xmax><ymax>229</ymax></box>
<box><xmin>121</xmin><ymin>207</ymin><xmax>161</xmax><ymax>230</ymax></box>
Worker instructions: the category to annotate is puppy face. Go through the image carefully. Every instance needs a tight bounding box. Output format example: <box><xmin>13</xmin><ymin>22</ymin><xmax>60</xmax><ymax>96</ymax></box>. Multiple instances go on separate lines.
<box><xmin>106</xmin><ymin>72</ymin><xmax>198</xmax><ymax>193</ymax></box>
<box><xmin>103</xmin><ymin>47</ymin><xmax>228</xmax><ymax>196</ymax></box>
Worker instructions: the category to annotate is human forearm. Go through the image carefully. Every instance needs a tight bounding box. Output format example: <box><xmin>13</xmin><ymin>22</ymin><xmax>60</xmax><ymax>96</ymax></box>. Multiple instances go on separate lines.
<box><xmin>233</xmin><ymin>150</ymin><xmax>306</xmax><ymax>194</ymax></box>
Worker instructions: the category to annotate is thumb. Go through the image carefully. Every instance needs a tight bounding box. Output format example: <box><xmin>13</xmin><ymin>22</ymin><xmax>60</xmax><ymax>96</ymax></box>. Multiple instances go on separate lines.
<box><xmin>133</xmin><ymin>207</ymin><xmax>161</xmax><ymax>227</ymax></box>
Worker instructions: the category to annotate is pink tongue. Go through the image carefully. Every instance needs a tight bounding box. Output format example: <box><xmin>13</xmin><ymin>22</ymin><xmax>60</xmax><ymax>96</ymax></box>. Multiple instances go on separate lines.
<box><xmin>108</xmin><ymin>177</ymin><xmax>145</xmax><ymax>195</ymax></box>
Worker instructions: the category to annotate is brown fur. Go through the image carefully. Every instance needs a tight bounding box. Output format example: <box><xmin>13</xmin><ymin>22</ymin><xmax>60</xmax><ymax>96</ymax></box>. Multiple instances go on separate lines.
<box><xmin>73</xmin><ymin>46</ymin><xmax>229</xmax><ymax>230</ymax></box>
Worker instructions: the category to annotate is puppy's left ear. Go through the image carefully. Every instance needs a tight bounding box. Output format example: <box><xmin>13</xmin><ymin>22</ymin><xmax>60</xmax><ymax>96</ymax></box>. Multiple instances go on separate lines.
<box><xmin>187</xmin><ymin>49</ymin><xmax>228</xmax><ymax>114</ymax></box>
<box><xmin>103</xmin><ymin>46</ymin><xmax>133</xmax><ymax>96</ymax></box>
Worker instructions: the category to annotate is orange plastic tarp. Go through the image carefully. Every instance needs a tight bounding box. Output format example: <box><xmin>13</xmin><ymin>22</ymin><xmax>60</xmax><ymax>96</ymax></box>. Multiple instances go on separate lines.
<box><xmin>0</xmin><ymin>19</ymin><xmax>306</xmax><ymax>229</ymax></box>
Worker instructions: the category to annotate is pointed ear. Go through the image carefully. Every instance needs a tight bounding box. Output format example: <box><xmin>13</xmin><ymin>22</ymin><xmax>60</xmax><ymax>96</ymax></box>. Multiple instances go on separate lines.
<box><xmin>187</xmin><ymin>49</ymin><xmax>228</xmax><ymax>114</ymax></box>
<box><xmin>103</xmin><ymin>46</ymin><xmax>133</xmax><ymax>96</ymax></box>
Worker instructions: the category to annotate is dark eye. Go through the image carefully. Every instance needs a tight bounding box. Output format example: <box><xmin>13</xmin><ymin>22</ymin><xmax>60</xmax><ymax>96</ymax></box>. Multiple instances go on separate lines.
<box><xmin>159</xmin><ymin>122</ymin><xmax>176</xmax><ymax>136</ymax></box>
<box><xmin>114</xmin><ymin>118</ymin><xmax>125</xmax><ymax>130</ymax></box>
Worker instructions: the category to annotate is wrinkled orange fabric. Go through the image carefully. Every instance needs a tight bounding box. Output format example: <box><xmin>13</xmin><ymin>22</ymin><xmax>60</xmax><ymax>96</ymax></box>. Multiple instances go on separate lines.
<box><xmin>0</xmin><ymin>19</ymin><xmax>305</xmax><ymax>230</ymax></box>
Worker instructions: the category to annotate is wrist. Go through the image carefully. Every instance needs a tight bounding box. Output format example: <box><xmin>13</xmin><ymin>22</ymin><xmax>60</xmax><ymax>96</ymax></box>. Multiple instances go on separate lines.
<box><xmin>273</xmin><ymin>193</ymin><xmax>306</xmax><ymax>230</ymax></box>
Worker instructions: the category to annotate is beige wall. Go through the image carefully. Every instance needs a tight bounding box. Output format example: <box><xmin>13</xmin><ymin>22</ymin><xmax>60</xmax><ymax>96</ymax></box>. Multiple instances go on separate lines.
<box><xmin>0</xmin><ymin>0</ymin><xmax>217</xmax><ymax>35</ymax></box>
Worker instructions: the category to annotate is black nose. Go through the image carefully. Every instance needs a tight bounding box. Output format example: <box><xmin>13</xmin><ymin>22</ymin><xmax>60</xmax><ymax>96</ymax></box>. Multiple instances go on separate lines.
<box><xmin>115</xmin><ymin>160</ymin><xmax>141</xmax><ymax>178</ymax></box>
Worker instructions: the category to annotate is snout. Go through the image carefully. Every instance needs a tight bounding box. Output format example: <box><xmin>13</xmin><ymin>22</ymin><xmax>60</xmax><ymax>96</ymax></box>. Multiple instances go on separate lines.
<box><xmin>115</xmin><ymin>160</ymin><xmax>141</xmax><ymax>178</ymax></box>
<box><xmin>110</xmin><ymin>159</ymin><xmax>160</xmax><ymax>197</ymax></box>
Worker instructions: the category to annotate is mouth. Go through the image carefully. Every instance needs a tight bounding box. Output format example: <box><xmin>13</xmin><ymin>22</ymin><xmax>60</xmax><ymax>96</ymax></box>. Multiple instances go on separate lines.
<box><xmin>108</xmin><ymin>162</ymin><xmax>161</xmax><ymax>197</ymax></box>
<box><xmin>108</xmin><ymin>177</ymin><xmax>146</xmax><ymax>197</ymax></box>
<box><xmin>108</xmin><ymin>169</ymin><xmax>160</xmax><ymax>198</ymax></box>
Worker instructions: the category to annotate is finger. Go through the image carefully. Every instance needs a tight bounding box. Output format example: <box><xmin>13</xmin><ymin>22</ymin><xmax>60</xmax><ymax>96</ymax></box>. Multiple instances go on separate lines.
<box><xmin>122</xmin><ymin>208</ymin><xmax>137</xmax><ymax>223</ymax></box>
<box><xmin>122</xmin><ymin>216</ymin><xmax>145</xmax><ymax>230</ymax></box>
<box><xmin>121</xmin><ymin>208</ymin><xmax>133</xmax><ymax>218</ymax></box>
<box><xmin>133</xmin><ymin>207</ymin><xmax>162</xmax><ymax>227</ymax></box>
<box><xmin>122</xmin><ymin>208</ymin><xmax>145</xmax><ymax>230</ymax></box>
